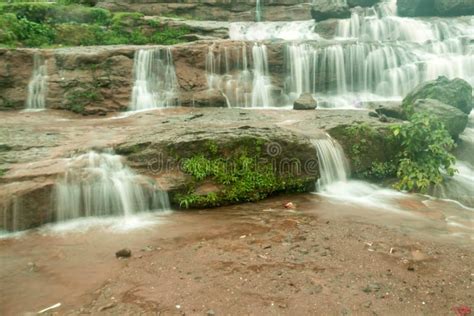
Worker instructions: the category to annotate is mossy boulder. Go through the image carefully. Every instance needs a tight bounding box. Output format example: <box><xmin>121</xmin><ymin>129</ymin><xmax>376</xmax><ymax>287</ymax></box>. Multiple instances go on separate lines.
<box><xmin>115</xmin><ymin>126</ymin><xmax>319</xmax><ymax>208</ymax></box>
<box><xmin>412</xmin><ymin>99</ymin><xmax>469</xmax><ymax>138</ymax></box>
<box><xmin>311</xmin><ymin>0</ymin><xmax>351</xmax><ymax>21</ymax></box>
<box><xmin>328</xmin><ymin>123</ymin><xmax>400</xmax><ymax>179</ymax></box>
<box><xmin>402</xmin><ymin>76</ymin><xmax>472</xmax><ymax>114</ymax></box>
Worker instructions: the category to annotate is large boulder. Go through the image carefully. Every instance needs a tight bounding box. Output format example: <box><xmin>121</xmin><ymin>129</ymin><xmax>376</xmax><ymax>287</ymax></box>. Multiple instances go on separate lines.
<box><xmin>180</xmin><ymin>90</ymin><xmax>228</xmax><ymax>108</ymax></box>
<box><xmin>293</xmin><ymin>93</ymin><xmax>317</xmax><ymax>110</ymax></box>
<box><xmin>403</xmin><ymin>76</ymin><xmax>473</xmax><ymax>114</ymax></box>
<box><xmin>434</xmin><ymin>0</ymin><xmax>474</xmax><ymax>16</ymax></box>
<box><xmin>397</xmin><ymin>0</ymin><xmax>436</xmax><ymax>16</ymax></box>
<box><xmin>311</xmin><ymin>0</ymin><xmax>351</xmax><ymax>21</ymax></box>
<box><xmin>412</xmin><ymin>99</ymin><xmax>469</xmax><ymax>138</ymax></box>
<box><xmin>347</xmin><ymin>0</ymin><xmax>381</xmax><ymax>7</ymax></box>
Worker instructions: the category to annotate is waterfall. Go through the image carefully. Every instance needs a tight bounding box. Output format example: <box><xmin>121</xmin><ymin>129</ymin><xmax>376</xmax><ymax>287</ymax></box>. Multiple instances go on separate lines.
<box><xmin>284</xmin><ymin>39</ymin><xmax>473</xmax><ymax>107</ymax></box>
<box><xmin>256</xmin><ymin>0</ymin><xmax>262</xmax><ymax>22</ymax></box>
<box><xmin>25</xmin><ymin>54</ymin><xmax>48</xmax><ymax>110</ymax></box>
<box><xmin>130</xmin><ymin>48</ymin><xmax>178</xmax><ymax>111</ymax></box>
<box><xmin>228</xmin><ymin>0</ymin><xmax>472</xmax><ymax>108</ymax></box>
<box><xmin>312</xmin><ymin>136</ymin><xmax>349</xmax><ymax>190</ymax></box>
<box><xmin>55</xmin><ymin>152</ymin><xmax>170</xmax><ymax>222</ymax></box>
<box><xmin>251</xmin><ymin>43</ymin><xmax>273</xmax><ymax>107</ymax></box>
<box><xmin>206</xmin><ymin>43</ymin><xmax>276</xmax><ymax>108</ymax></box>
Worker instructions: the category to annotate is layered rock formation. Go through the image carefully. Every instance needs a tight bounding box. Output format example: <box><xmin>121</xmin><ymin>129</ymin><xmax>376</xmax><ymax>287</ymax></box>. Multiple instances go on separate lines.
<box><xmin>97</xmin><ymin>0</ymin><xmax>311</xmax><ymax>21</ymax></box>
<box><xmin>0</xmin><ymin>108</ymin><xmax>397</xmax><ymax>230</ymax></box>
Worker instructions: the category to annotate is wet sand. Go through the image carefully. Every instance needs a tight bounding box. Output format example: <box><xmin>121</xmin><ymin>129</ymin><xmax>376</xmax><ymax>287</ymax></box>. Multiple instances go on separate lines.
<box><xmin>1</xmin><ymin>193</ymin><xmax>472</xmax><ymax>315</ymax></box>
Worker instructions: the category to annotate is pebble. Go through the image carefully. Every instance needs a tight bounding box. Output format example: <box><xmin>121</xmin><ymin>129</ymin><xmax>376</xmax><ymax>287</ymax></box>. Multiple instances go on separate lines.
<box><xmin>115</xmin><ymin>248</ymin><xmax>132</xmax><ymax>258</ymax></box>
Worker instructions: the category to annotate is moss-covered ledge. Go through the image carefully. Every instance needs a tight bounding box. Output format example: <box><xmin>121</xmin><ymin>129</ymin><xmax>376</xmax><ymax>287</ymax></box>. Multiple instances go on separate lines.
<box><xmin>115</xmin><ymin>126</ymin><xmax>319</xmax><ymax>209</ymax></box>
<box><xmin>328</xmin><ymin>122</ymin><xmax>401</xmax><ymax>181</ymax></box>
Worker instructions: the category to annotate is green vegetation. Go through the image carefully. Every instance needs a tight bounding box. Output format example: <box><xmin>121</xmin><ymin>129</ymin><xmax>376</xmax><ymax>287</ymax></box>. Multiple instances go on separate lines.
<box><xmin>175</xmin><ymin>142</ymin><xmax>310</xmax><ymax>209</ymax></box>
<box><xmin>391</xmin><ymin>112</ymin><xmax>456</xmax><ymax>193</ymax></box>
<box><xmin>0</xmin><ymin>2</ymin><xmax>190</xmax><ymax>47</ymax></box>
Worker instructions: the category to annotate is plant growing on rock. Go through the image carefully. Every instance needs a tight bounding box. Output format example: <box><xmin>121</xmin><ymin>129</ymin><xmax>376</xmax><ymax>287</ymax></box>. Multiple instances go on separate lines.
<box><xmin>391</xmin><ymin>112</ymin><xmax>456</xmax><ymax>193</ymax></box>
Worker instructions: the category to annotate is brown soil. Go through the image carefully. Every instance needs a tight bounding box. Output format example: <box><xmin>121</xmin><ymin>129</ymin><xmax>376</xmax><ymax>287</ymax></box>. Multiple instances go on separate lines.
<box><xmin>1</xmin><ymin>194</ymin><xmax>472</xmax><ymax>316</ymax></box>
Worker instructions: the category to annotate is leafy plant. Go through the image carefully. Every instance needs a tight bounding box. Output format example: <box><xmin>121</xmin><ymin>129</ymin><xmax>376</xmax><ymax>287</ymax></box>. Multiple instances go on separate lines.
<box><xmin>391</xmin><ymin>112</ymin><xmax>456</xmax><ymax>193</ymax></box>
<box><xmin>177</xmin><ymin>147</ymin><xmax>308</xmax><ymax>208</ymax></box>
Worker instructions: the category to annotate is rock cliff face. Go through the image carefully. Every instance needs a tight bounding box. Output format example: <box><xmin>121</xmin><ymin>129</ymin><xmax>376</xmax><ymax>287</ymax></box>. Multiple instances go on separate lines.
<box><xmin>0</xmin><ymin>41</ymin><xmax>289</xmax><ymax>114</ymax></box>
<box><xmin>97</xmin><ymin>0</ymin><xmax>311</xmax><ymax>21</ymax></box>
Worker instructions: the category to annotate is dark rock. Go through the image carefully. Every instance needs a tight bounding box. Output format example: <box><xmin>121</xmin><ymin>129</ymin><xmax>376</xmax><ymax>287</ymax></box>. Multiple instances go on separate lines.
<box><xmin>347</xmin><ymin>0</ymin><xmax>381</xmax><ymax>7</ymax></box>
<box><xmin>379</xmin><ymin>114</ymin><xmax>388</xmax><ymax>122</ymax></box>
<box><xmin>412</xmin><ymin>99</ymin><xmax>469</xmax><ymax>138</ymax></box>
<box><xmin>180</xmin><ymin>90</ymin><xmax>228</xmax><ymax>108</ymax></box>
<box><xmin>115</xmin><ymin>248</ymin><xmax>132</xmax><ymax>258</ymax></box>
<box><xmin>397</xmin><ymin>0</ymin><xmax>436</xmax><ymax>16</ymax></box>
<box><xmin>368</xmin><ymin>111</ymin><xmax>379</xmax><ymax>118</ymax></box>
<box><xmin>375</xmin><ymin>103</ymin><xmax>407</xmax><ymax>120</ymax></box>
<box><xmin>434</xmin><ymin>0</ymin><xmax>474</xmax><ymax>16</ymax></box>
<box><xmin>311</xmin><ymin>0</ymin><xmax>351</xmax><ymax>21</ymax></box>
<box><xmin>403</xmin><ymin>76</ymin><xmax>472</xmax><ymax>114</ymax></box>
<box><xmin>293</xmin><ymin>93</ymin><xmax>317</xmax><ymax>110</ymax></box>
<box><xmin>313</xmin><ymin>19</ymin><xmax>339</xmax><ymax>38</ymax></box>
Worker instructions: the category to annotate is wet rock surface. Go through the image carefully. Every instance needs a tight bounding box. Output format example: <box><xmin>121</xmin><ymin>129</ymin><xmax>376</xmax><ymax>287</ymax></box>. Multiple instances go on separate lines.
<box><xmin>293</xmin><ymin>93</ymin><xmax>317</xmax><ymax>110</ymax></box>
<box><xmin>0</xmin><ymin>108</ymin><xmax>392</xmax><ymax>230</ymax></box>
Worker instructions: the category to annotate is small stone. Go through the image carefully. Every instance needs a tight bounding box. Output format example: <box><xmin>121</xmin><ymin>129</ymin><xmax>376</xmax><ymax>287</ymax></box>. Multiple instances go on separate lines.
<box><xmin>363</xmin><ymin>301</ymin><xmax>372</xmax><ymax>308</ymax></box>
<box><xmin>27</xmin><ymin>262</ymin><xmax>39</xmax><ymax>272</ymax></box>
<box><xmin>407</xmin><ymin>264</ymin><xmax>415</xmax><ymax>271</ymax></box>
<box><xmin>293</xmin><ymin>93</ymin><xmax>317</xmax><ymax>110</ymax></box>
<box><xmin>207</xmin><ymin>309</ymin><xmax>215</xmax><ymax>316</ymax></box>
<box><xmin>263</xmin><ymin>244</ymin><xmax>272</xmax><ymax>249</ymax></box>
<box><xmin>115</xmin><ymin>248</ymin><xmax>132</xmax><ymax>258</ymax></box>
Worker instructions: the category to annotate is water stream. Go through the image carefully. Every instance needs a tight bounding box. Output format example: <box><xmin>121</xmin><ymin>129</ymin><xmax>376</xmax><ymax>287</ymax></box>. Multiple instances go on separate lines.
<box><xmin>226</xmin><ymin>0</ymin><xmax>473</xmax><ymax>108</ymax></box>
<box><xmin>55</xmin><ymin>151</ymin><xmax>170</xmax><ymax>221</ymax></box>
<box><xmin>25</xmin><ymin>54</ymin><xmax>48</xmax><ymax>110</ymax></box>
<box><xmin>129</xmin><ymin>48</ymin><xmax>178</xmax><ymax>111</ymax></box>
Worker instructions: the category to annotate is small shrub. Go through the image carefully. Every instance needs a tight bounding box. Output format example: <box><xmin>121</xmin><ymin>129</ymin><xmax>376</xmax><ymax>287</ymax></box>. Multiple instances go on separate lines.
<box><xmin>391</xmin><ymin>112</ymin><xmax>456</xmax><ymax>193</ymax></box>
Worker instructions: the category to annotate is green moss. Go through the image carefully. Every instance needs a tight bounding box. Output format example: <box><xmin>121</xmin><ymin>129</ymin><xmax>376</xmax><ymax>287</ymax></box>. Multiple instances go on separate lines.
<box><xmin>329</xmin><ymin>122</ymin><xmax>400</xmax><ymax>180</ymax></box>
<box><xmin>65</xmin><ymin>87</ymin><xmax>102</xmax><ymax>114</ymax></box>
<box><xmin>175</xmin><ymin>144</ymin><xmax>309</xmax><ymax>209</ymax></box>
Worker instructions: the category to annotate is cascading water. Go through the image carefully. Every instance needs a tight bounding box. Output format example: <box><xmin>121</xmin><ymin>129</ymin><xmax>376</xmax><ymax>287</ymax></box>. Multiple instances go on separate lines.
<box><xmin>130</xmin><ymin>48</ymin><xmax>178</xmax><ymax>111</ymax></box>
<box><xmin>55</xmin><ymin>151</ymin><xmax>170</xmax><ymax>222</ymax></box>
<box><xmin>255</xmin><ymin>0</ymin><xmax>262</xmax><ymax>22</ymax></box>
<box><xmin>229</xmin><ymin>0</ymin><xmax>473</xmax><ymax>108</ymax></box>
<box><xmin>311</xmin><ymin>135</ymin><xmax>349</xmax><ymax>191</ymax></box>
<box><xmin>206</xmin><ymin>43</ymin><xmax>276</xmax><ymax>108</ymax></box>
<box><xmin>25</xmin><ymin>54</ymin><xmax>48</xmax><ymax>110</ymax></box>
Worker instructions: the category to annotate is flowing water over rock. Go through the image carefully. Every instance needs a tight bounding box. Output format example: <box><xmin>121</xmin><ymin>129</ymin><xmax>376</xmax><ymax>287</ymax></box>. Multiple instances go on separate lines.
<box><xmin>25</xmin><ymin>54</ymin><xmax>48</xmax><ymax>110</ymax></box>
<box><xmin>55</xmin><ymin>151</ymin><xmax>170</xmax><ymax>221</ymax></box>
<box><xmin>130</xmin><ymin>48</ymin><xmax>178</xmax><ymax>111</ymax></box>
<box><xmin>206</xmin><ymin>43</ymin><xmax>276</xmax><ymax>107</ymax></box>
<box><xmin>227</xmin><ymin>0</ymin><xmax>473</xmax><ymax>108</ymax></box>
<box><xmin>312</xmin><ymin>135</ymin><xmax>349</xmax><ymax>190</ymax></box>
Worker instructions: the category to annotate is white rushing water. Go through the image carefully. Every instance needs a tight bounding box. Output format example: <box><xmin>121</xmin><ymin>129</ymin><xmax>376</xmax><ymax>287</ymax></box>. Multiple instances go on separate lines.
<box><xmin>312</xmin><ymin>136</ymin><xmax>349</xmax><ymax>190</ymax></box>
<box><xmin>206</xmin><ymin>43</ymin><xmax>277</xmax><ymax>108</ymax></box>
<box><xmin>227</xmin><ymin>0</ymin><xmax>473</xmax><ymax>108</ymax></box>
<box><xmin>25</xmin><ymin>54</ymin><xmax>48</xmax><ymax>110</ymax></box>
<box><xmin>130</xmin><ymin>48</ymin><xmax>178</xmax><ymax>111</ymax></box>
<box><xmin>55</xmin><ymin>151</ymin><xmax>170</xmax><ymax>222</ymax></box>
